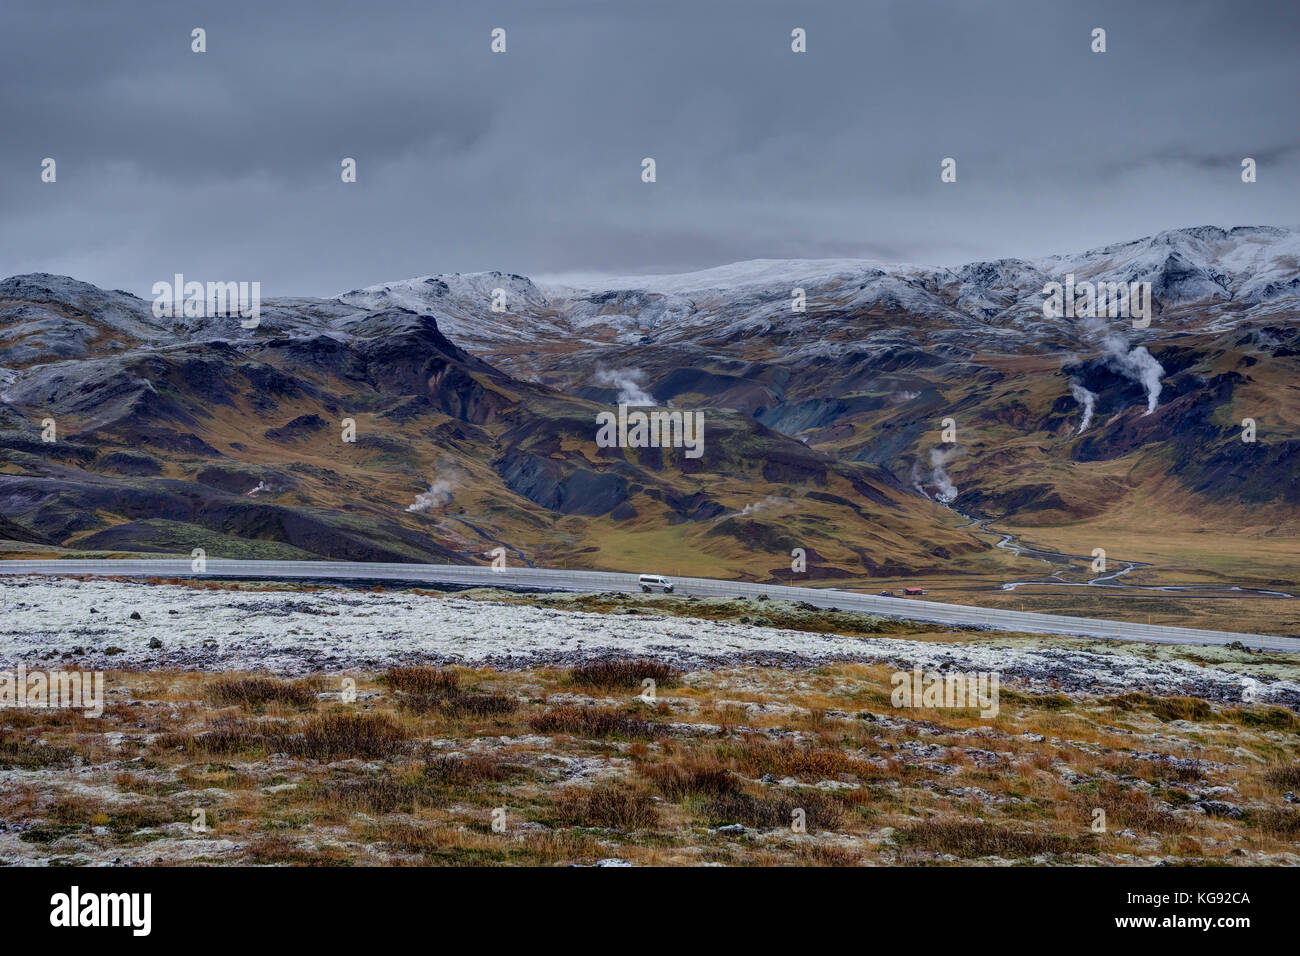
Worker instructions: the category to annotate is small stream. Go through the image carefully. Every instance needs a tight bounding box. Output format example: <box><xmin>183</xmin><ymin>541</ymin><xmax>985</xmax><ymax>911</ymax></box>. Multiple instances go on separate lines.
<box><xmin>952</xmin><ymin>510</ymin><xmax>1295</xmax><ymax>599</ymax></box>
<box><xmin>443</xmin><ymin>515</ymin><xmax>536</xmax><ymax>569</ymax></box>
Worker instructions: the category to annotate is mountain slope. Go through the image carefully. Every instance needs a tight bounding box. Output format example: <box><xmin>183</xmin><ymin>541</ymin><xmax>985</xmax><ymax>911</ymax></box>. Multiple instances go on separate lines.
<box><xmin>324</xmin><ymin>226</ymin><xmax>1300</xmax><ymax>590</ymax></box>
<box><xmin>0</xmin><ymin>296</ymin><xmax>969</xmax><ymax>578</ymax></box>
<box><xmin>1</xmin><ymin>225</ymin><xmax>1296</xmax><ymax>590</ymax></box>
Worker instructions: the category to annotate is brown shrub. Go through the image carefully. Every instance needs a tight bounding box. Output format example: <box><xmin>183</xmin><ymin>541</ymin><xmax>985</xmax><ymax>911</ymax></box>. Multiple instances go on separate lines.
<box><xmin>399</xmin><ymin>691</ymin><xmax>517</xmax><ymax>719</ymax></box>
<box><xmin>155</xmin><ymin>716</ymin><xmax>274</xmax><ymax>756</ymax></box>
<box><xmin>1150</xmin><ymin>697</ymin><xmax>1215</xmax><ymax>722</ymax></box>
<box><xmin>721</xmin><ymin>735</ymin><xmax>873</xmax><ymax>781</ymax></box>
<box><xmin>1230</xmin><ymin>707</ymin><xmax>1299</xmax><ymax>732</ymax></box>
<box><xmin>641</xmin><ymin>761</ymin><xmax>743</xmax><ymax>800</ymax></box>
<box><xmin>1106</xmin><ymin>694</ymin><xmax>1214</xmax><ymax>723</ymax></box>
<box><xmin>530</xmin><ymin>706</ymin><xmax>657</xmax><ymax>739</ymax></box>
<box><xmin>47</xmin><ymin>795</ymin><xmax>180</xmax><ymax>836</ymax></box>
<box><xmin>421</xmin><ymin>752</ymin><xmax>516</xmax><ymax>786</ymax></box>
<box><xmin>1161</xmin><ymin>760</ymin><xmax>1209</xmax><ymax>784</ymax></box>
<box><xmin>303</xmin><ymin>776</ymin><xmax>428</xmax><ymax>813</ymax></box>
<box><xmin>291</xmin><ymin>712</ymin><xmax>408</xmax><ymax>761</ymax></box>
<box><xmin>244</xmin><ymin>834</ymin><xmax>353</xmax><ymax>866</ymax></box>
<box><xmin>206</xmin><ymin>676</ymin><xmax>319</xmax><ymax>710</ymax></box>
<box><xmin>384</xmin><ymin>667</ymin><xmax>460</xmax><ymax>695</ymax></box>
<box><xmin>555</xmin><ymin>784</ymin><xmax>659</xmax><ymax>829</ymax></box>
<box><xmin>1088</xmin><ymin>785</ymin><xmax>1194</xmax><ymax>834</ymax></box>
<box><xmin>1249</xmin><ymin>808</ymin><xmax>1300</xmax><ymax>838</ymax></box>
<box><xmin>567</xmin><ymin>658</ymin><xmax>680</xmax><ymax>690</ymax></box>
<box><xmin>702</xmin><ymin>787</ymin><xmax>845</xmax><ymax>831</ymax></box>
<box><xmin>0</xmin><ymin>731</ymin><xmax>78</xmax><ymax>769</ymax></box>
<box><xmin>898</xmin><ymin>820</ymin><xmax>1077</xmax><ymax>858</ymax></box>
<box><xmin>1264</xmin><ymin>763</ymin><xmax>1300</xmax><ymax>792</ymax></box>
<box><xmin>302</xmin><ymin>754</ymin><xmax>517</xmax><ymax>815</ymax></box>
<box><xmin>795</xmin><ymin>843</ymin><xmax>862</xmax><ymax>866</ymax></box>
<box><xmin>369</xmin><ymin>821</ymin><xmax>453</xmax><ymax>855</ymax></box>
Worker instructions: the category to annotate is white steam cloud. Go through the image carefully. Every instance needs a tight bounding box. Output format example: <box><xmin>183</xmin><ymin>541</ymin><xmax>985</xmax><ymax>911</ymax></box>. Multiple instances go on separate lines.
<box><xmin>929</xmin><ymin>447</ymin><xmax>961</xmax><ymax>503</ymax></box>
<box><xmin>407</xmin><ymin>479</ymin><xmax>455</xmax><ymax>512</ymax></box>
<box><xmin>910</xmin><ymin>460</ymin><xmax>932</xmax><ymax>499</ymax></box>
<box><xmin>913</xmin><ymin>447</ymin><xmax>962</xmax><ymax>503</ymax></box>
<box><xmin>594</xmin><ymin>367</ymin><xmax>657</xmax><ymax>406</ymax></box>
<box><xmin>1068</xmin><ymin>378</ymin><xmax>1097</xmax><ymax>433</ymax></box>
<box><xmin>406</xmin><ymin>459</ymin><xmax>468</xmax><ymax>512</ymax></box>
<box><xmin>1100</xmin><ymin>333</ymin><xmax>1163</xmax><ymax>415</ymax></box>
<box><xmin>1071</xmin><ymin>319</ymin><xmax>1166</xmax><ymax>418</ymax></box>
<box><xmin>718</xmin><ymin>495</ymin><xmax>790</xmax><ymax>520</ymax></box>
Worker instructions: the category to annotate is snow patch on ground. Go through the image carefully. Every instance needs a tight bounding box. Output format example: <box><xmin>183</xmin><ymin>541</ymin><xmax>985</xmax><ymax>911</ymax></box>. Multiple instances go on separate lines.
<box><xmin>1</xmin><ymin>577</ymin><xmax>1296</xmax><ymax>708</ymax></box>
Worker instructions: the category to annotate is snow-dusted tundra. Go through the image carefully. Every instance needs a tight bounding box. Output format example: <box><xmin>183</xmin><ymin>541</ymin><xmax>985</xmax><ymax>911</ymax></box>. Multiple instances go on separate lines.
<box><xmin>1</xmin><ymin>576</ymin><xmax>1297</xmax><ymax>709</ymax></box>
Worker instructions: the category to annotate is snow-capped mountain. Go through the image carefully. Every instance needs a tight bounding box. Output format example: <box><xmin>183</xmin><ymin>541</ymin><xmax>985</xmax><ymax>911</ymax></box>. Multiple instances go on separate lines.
<box><xmin>0</xmin><ymin>225</ymin><xmax>1296</xmax><ymax>575</ymax></box>
<box><xmin>329</xmin><ymin>225</ymin><xmax>1300</xmax><ymax>359</ymax></box>
<box><xmin>4</xmin><ymin>226</ymin><xmax>1293</xmax><ymax>368</ymax></box>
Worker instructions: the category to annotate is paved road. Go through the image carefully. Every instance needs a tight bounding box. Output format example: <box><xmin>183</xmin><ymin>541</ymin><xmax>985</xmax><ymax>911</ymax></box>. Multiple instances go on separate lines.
<box><xmin>0</xmin><ymin>558</ymin><xmax>1294</xmax><ymax>651</ymax></box>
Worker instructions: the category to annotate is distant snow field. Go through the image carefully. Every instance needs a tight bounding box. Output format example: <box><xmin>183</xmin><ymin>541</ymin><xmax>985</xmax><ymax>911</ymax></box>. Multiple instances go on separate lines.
<box><xmin>1</xmin><ymin>576</ymin><xmax>1296</xmax><ymax>708</ymax></box>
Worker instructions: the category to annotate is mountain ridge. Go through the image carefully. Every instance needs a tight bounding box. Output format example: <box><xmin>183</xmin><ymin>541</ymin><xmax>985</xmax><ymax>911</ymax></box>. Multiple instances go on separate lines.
<box><xmin>1</xmin><ymin>225</ymin><xmax>1296</xmax><ymax>593</ymax></box>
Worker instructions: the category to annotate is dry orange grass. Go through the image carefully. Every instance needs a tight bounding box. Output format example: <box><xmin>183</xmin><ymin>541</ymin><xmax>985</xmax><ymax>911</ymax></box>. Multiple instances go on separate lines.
<box><xmin>3</xmin><ymin>660</ymin><xmax>1297</xmax><ymax>866</ymax></box>
<box><xmin>529</xmin><ymin>705</ymin><xmax>658</xmax><ymax>739</ymax></box>
<box><xmin>554</xmin><ymin>783</ymin><xmax>660</xmax><ymax>830</ymax></box>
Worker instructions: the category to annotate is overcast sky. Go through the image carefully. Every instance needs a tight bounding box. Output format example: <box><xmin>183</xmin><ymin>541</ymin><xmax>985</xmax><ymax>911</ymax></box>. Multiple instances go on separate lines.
<box><xmin>1</xmin><ymin>0</ymin><xmax>1297</xmax><ymax>297</ymax></box>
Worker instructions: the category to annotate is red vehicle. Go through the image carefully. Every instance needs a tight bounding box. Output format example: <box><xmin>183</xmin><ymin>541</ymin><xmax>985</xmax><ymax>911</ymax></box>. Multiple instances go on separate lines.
<box><xmin>903</xmin><ymin>587</ymin><xmax>926</xmax><ymax>596</ymax></box>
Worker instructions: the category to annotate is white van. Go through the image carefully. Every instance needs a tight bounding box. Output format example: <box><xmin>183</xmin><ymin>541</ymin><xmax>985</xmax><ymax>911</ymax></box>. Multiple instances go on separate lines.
<box><xmin>638</xmin><ymin>574</ymin><xmax>674</xmax><ymax>594</ymax></box>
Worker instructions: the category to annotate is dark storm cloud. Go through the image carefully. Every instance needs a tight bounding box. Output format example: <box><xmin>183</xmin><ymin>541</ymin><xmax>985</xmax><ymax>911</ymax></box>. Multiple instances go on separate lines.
<box><xmin>1</xmin><ymin>0</ymin><xmax>1297</xmax><ymax>296</ymax></box>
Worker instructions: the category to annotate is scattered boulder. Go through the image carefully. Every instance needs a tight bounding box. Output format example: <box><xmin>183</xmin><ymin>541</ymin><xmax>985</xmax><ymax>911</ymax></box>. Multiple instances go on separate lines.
<box><xmin>1194</xmin><ymin>800</ymin><xmax>1243</xmax><ymax>819</ymax></box>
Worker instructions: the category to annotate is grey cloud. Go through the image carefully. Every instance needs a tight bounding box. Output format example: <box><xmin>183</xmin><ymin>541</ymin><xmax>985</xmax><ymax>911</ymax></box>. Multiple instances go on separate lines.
<box><xmin>0</xmin><ymin>0</ymin><xmax>1296</xmax><ymax>296</ymax></box>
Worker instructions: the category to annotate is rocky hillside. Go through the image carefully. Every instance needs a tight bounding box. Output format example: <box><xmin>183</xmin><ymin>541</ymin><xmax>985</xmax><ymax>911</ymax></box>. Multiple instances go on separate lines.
<box><xmin>1</xmin><ymin>226</ymin><xmax>1296</xmax><ymax>585</ymax></box>
<box><xmin>333</xmin><ymin>226</ymin><xmax>1300</xmax><ymax>588</ymax></box>
<box><xmin>0</xmin><ymin>282</ymin><xmax>963</xmax><ymax>577</ymax></box>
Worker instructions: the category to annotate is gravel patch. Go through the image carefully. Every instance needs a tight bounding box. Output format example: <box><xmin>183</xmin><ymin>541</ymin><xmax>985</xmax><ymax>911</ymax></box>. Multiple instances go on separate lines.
<box><xmin>2</xmin><ymin>576</ymin><xmax>1297</xmax><ymax>709</ymax></box>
